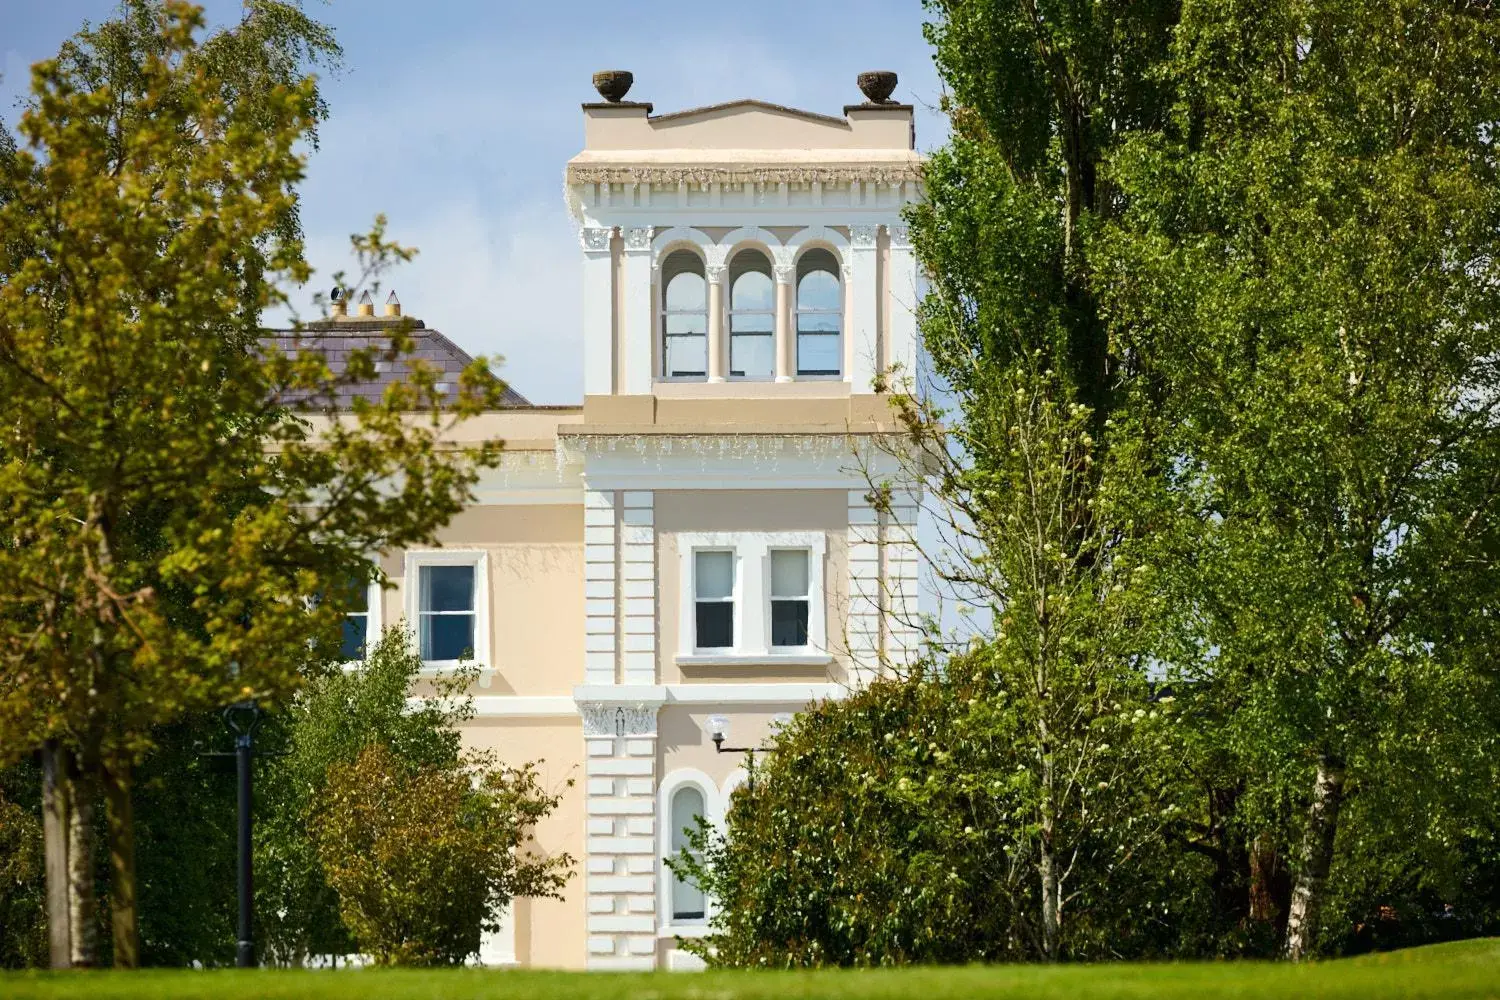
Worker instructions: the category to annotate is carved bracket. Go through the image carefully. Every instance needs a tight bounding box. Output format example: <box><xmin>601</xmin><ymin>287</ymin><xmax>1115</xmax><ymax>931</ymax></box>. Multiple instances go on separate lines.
<box><xmin>623</xmin><ymin>227</ymin><xmax>654</xmax><ymax>252</ymax></box>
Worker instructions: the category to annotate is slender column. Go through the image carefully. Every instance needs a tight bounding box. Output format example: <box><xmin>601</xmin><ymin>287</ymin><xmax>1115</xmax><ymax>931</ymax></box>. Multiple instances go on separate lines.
<box><xmin>705</xmin><ymin>246</ymin><xmax>728</xmax><ymax>382</ymax></box>
<box><xmin>848</xmin><ymin>224</ymin><xmax>880</xmax><ymax>391</ymax></box>
<box><xmin>622</xmin><ymin>228</ymin><xmax>654</xmax><ymax>394</ymax></box>
<box><xmin>579</xmin><ymin>227</ymin><xmax>614</xmax><ymax>396</ymax></box>
<box><xmin>773</xmin><ymin>250</ymin><xmax>795</xmax><ymax>382</ymax></box>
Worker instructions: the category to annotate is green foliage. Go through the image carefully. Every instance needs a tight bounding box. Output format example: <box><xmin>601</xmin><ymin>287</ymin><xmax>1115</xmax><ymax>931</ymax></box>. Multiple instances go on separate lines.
<box><xmin>677</xmin><ymin>651</ymin><xmax>1201</xmax><ymax>966</ymax></box>
<box><xmin>1091</xmin><ymin>0</ymin><xmax>1500</xmax><ymax>956</ymax></box>
<box><xmin>255</xmin><ymin>626</ymin><xmax>477</xmax><ymax>964</ymax></box>
<box><xmin>313</xmin><ymin>739</ymin><xmax>573</xmax><ymax>966</ymax></box>
<box><xmin>0</xmin><ymin>0</ymin><xmax>504</xmax><ymax>962</ymax></box>
<box><xmin>0</xmin><ymin>769</ymin><xmax>47</xmax><ymax>969</ymax></box>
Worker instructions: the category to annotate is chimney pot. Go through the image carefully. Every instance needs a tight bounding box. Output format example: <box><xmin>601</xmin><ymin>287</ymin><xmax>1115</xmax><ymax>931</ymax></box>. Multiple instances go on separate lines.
<box><xmin>384</xmin><ymin>290</ymin><xmax>401</xmax><ymax>318</ymax></box>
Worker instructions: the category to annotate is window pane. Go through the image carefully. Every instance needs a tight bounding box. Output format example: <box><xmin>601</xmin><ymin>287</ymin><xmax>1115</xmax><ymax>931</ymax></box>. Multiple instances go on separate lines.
<box><xmin>666</xmin><ymin>313</ymin><xmax>706</xmax><ymax>335</ymax></box>
<box><xmin>695</xmin><ymin>551</ymin><xmax>733</xmax><ymax>600</ymax></box>
<box><xmin>730</xmin><ymin>332</ymin><xmax>773</xmax><ymax>379</ymax></box>
<box><xmin>421</xmin><ymin>613</ymin><xmax>474</xmax><ymax>661</ymax></box>
<box><xmin>664</xmin><ymin>333</ymin><xmax>706</xmax><ymax>378</ymax></box>
<box><xmin>797</xmin><ymin>313</ymin><xmax>840</xmax><ymax>334</ymax></box>
<box><xmin>670</xmin><ymin>787</ymin><xmax>707</xmax><ymax>920</ymax></box>
<box><xmin>341</xmin><ymin>613</ymin><xmax>368</xmax><ymax>660</ymax></box>
<box><xmin>665</xmin><ymin>271</ymin><xmax>706</xmax><ymax>311</ymax></box>
<box><xmin>731</xmin><ymin>271</ymin><xmax>773</xmax><ymax>310</ymax></box>
<box><xmin>771</xmin><ymin>599</ymin><xmax>809</xmax><ymax>647</ymax></box>
<box><xmin>796</xmin><ymin>268</ymin><xmax>840</xmax><ymax>311</ymax></box>
<box><xmin>695</xmin><ymin>602</ymin><xmax>733</xmax><ymax>648</ymax></box>
<box><xmin>797</xmin><ymin>332</ymin><xmax>842</xmax><ymax>376</ymax></box>
<box><xmin>420</xmin><ymin>565</ymin><xmax>474</xmax><ymax>612</ymax></box>
<box><xmin>771</xmin><ymin>550</ymin><xmax>808</xmax><ymax>597</ymax></box>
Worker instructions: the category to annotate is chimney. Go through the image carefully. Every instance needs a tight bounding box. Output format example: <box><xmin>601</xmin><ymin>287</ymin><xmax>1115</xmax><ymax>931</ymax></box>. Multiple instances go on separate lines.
<box><xmin>331</xmin><ymin>286</ymin><xmax>347</xmax><ymax>317</ymax></box>
<box><xmin>357</xmin><ymin>290</ymin><xmax>374</xmax><ymax>317</ymax></box>
<box><xmin>385</xmin><ymin>290</ymin><xmax>401</xmax><ymax>317</ymax></box>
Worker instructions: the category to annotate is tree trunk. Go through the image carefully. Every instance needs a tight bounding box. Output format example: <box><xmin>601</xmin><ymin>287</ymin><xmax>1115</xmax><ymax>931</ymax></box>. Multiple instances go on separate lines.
<box><xmin>103</xmin><ymin>758</ymin><xmax>140</xmax><ymax>968</ymax></box>
<box><xmin>1039</xmin><ymin>838</ymin><xmax>1061</xmax><ymax>960</ymax></box>
<box><xmin>67</xmin><ymin>766</ymin><xmax>99</xmax><ymax>968</ymax></box>
<box><xmin>1284</xmin><ymin>755</ymin><xmax>1345</xmax><ymax>961</ymax></box>
<box><xmin>41</xmin><ymin>741</ymin><xmax>72</xmax><ymax>969</ymax></box>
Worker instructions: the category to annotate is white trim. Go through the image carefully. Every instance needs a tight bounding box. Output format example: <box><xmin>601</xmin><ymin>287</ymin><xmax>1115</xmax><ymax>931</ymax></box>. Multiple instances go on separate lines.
<box><xmin>338</xmin><ymin>572</ymin><xmax>383</xmax><ymax>670</ymax></box>
<box><xmin>403</xmin><ymin>549</ymin><xmax>491</xmax><ymax>669</ymax></box>
<box><xmin>571</xmin><ymin>682</ymin><xmax>844</xmax><ymax>707</ymax></box>
<box><xmin>677</xmin><ymin>530</ymin><xmax>827</xmax><ymax>660</ymax></box>
<box><xmin>675</xmin><ymin>654</ymin><xmax>833</xmax><ymax>668</ymax></box>
<box><xmin>466</xmin><ymin>696</ymin><xmax>577</xmax><ymax>716</ymax></box>
<box><xmin>658</xmin><ymin>767</ymin><xmax>722</xmax><ymax>935</ymax></box>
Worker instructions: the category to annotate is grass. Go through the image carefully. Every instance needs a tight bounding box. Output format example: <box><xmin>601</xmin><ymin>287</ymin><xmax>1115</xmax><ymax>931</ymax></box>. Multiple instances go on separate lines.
<box><xmin>2</xmin><ymin>938</ymin><xmax>1497</xmax><ymax>1000</ymax></box>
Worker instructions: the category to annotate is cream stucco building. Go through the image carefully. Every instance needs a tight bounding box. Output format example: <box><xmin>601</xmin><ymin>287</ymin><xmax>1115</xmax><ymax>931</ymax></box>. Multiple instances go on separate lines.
<box><xmin>333</xmin><ymin>72</ymin><xmax>924</xmax><ymax>970</ymax></box>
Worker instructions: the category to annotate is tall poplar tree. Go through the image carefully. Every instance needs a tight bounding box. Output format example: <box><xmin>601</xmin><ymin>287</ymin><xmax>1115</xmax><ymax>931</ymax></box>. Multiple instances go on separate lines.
<box><xmin>896</xmin><ymin>0</ymin><xmax>1181</xmax><ymax>958</ymax></box>
<box><xmin>0</xmin><ymin>2</ymin><xmax>505</xmax><ymax>967</ymax></box>
<box><xmin>1096</xmin><ymin>0</ymin><xmax>1500</xmax><ymax>960</ymax></box>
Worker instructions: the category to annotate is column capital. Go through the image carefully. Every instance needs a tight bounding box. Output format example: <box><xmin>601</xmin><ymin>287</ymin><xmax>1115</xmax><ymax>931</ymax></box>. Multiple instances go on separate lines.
<box><xmin>888</xmin><ymin>224</ymin><xmax>912</xmax><ymax>250</ymax></box>
<box><xmin>771</xmin><ymin>246</ymin><xmax>796</xmax><ymax>284</ymax></box>
<box><xmin>579</xmin><ymin>226</ymin><xmax>612</xmax><ymax>252</ymax></box>
<box><xmin>577</xmin><ymin>701</ymin><xmax>661</xmax><ymax>737</ymax></box>
<box><xmin>623</xmin><ymin>227</ymin><xmax>653</xmax><ymax>253</ymax></box>
<box><xmin>850</xmin><ymin>224</ymin><xmax>880</xmax><ymax>249</ymax></box>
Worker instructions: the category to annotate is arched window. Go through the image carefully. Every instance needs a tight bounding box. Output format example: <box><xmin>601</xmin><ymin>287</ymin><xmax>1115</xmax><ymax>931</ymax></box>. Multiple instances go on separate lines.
<box><xmin>669</xmin><ymin>785</ymin><xmax>707</xmax><ymax>921</ymax></box>
<box><xmin>796</xmin><ymin>248</ymin><xmax>842</xmax><ymax>376</ymax></box>
<box><xmin>661</xmin><ymin>250</ymin><xmax>707</xmax><ymax>378</ymax></box>
<box><xmin>729</xmin><ymin>250</ymin><xmax>774</xmax><ymax>379</ymax></box>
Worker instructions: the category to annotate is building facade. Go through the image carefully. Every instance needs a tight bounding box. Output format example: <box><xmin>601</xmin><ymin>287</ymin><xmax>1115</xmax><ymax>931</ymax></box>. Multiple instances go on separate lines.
<box><xmin>343</xmin><ymin>74</ymin><xmax>923</xmax><ymax>970</ymax></box>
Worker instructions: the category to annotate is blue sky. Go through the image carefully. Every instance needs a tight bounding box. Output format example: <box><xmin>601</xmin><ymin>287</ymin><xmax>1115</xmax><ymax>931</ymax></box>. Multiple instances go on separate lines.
<box><xmin>3</xmin><ymin>0</ymin><xmax>946</xmax><ymax>403</ymax></box>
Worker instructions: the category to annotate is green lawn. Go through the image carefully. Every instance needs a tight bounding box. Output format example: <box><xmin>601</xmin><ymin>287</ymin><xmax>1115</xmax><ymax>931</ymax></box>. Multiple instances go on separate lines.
<box><xmin>2</xmin><ymin>939</ymin><xmax>1497</xmax><ymax>1000</ymax></box>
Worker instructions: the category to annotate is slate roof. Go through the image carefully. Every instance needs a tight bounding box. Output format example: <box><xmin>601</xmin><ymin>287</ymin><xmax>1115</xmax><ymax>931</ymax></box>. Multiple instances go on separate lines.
<box><xmin>263</xmin><ymin>316</ymin><xmax>530</xmax><ymax>409</ymax></box>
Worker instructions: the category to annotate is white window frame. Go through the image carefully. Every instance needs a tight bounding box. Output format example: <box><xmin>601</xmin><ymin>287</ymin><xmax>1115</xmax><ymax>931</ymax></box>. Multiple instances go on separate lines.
<box><xmin>676</xmin><ymin>531</ymin><xmax>828</xmax><ymax>665</ymax></box>
<box><xmin>404</xmin><ymin>550</ymin><xmax>490</xmax><ymax>669</ymax></box>
<box><xmin>657</xmin><ymin>768</ymin><xmax>722</xmax><ymax>938</ymax></box>
<box><xmin>340</xmin><ymin>575</ymin><xmax>384</xmax><ymax>669</ymax></box>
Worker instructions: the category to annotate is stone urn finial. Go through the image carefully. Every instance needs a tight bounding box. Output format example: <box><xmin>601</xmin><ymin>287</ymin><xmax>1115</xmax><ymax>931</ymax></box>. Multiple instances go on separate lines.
<box><xmin>856</xmin><ymin>70</ymin><xmax>898</xmax><ymax>104</ymax></box>
<box><xmin>592</xmin><ymin>70</ymin><xmax>634</xmax><ymax>103</ymax></box>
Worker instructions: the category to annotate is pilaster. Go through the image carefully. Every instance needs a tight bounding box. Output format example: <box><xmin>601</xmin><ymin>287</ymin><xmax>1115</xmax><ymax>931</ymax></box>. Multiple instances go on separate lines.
<box><xmin>581</xmin><ymin>700</ymin><xmax>661</xmax><ymax>970</ymax></box>
<box><xmin>580</xmin><ymin>227</ymin><xmax>615</xmax><ymax>396</ymax></box>
<box><xmin>886</xmin><ymin>224</ymin><xmax>917</xmax><ymax>380</ymax></box>
<box><xmin>885</xmin><ymin>487</ymin><xmax>922</xmax><ymax>667</ymax></box>
<box><xmin>848</xmin><ymin>224</ymin><xmax>880</xmax><ymax>392</ymax></box>
<box><xmin>620</xmin><ymin>491</ymin><xmax>657</xmax><ymax>685</ymax></box>
<box><xmin>584</xmin><ymin>489</ymin><xmax>618</xmax><ymax>684</ymax></box>
<box><xmin>847</xmin><ymin>489</ymin><xmax>882</xmax><ymax>684</ymax></box>
<box><xmin>622</xmin><ymin>227</ymin><xmax>654</xmax><ymax>395</ymax></box>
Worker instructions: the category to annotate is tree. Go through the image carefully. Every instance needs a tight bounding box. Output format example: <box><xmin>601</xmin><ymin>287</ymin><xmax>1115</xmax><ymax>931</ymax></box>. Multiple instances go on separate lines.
<box><xmin>676</xmin><ymin>652</ymin><xmax>1199</xmax><ymax>966</ymax></box>
<box><xmin>255</xmin><ymin>626</ymin><xmax>483</xmax><ymax>965</ymax></box>
<box><xmin>315</xmin><ymin>743</ymin><xmax>572</xmax><ymax>966</ymax></box>
<box><xmin>1093</xmin><ymin>0</ymin><xmax>1500</xmax><ymax>959</ymax></box>
<box><xmin>876</xmin><ymin>0</ymin><xmax>1181</xmax><ymax>958</ymax></box>
<box><xmin>0</xmin><ymin>2</ymin><xmax>505</xmax><ymax>967</ymax></box>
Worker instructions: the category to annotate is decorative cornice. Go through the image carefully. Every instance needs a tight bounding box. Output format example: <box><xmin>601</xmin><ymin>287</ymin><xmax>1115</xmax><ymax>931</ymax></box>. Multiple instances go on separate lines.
<box><xmin>579</xmin><ymin>226</ymin><xmax>612</xmax><ymax>252</ymax></box>
<box><xmin>850</xmin><ymin>224</ymin><xmax>880</xmax><ymax>249</ymax></box>
<box><xmin>578</xmin><ymin>701</ymin><xmax>660</xmax><ymax>737</ymax></box>
<box><xmin>558</xmin><ymin>431</ymin><xmax>865</xmax><ymax>464</ymax></box>
<box><xmin>567</xmin><ymin>162</ymin><xmax>923</xmax><ymax>189</ymax></box>
<box><xmin>623</xmin><ymin>227</ymin><xmax>653</xmax><ymax>252</ymax></box>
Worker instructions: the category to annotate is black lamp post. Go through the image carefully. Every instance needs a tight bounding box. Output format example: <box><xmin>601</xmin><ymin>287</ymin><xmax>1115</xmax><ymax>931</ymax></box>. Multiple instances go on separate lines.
<box><xmin>222</xmin><ymin>700</ymin><xmax>263</xmax><ymax>969</ymax></box>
